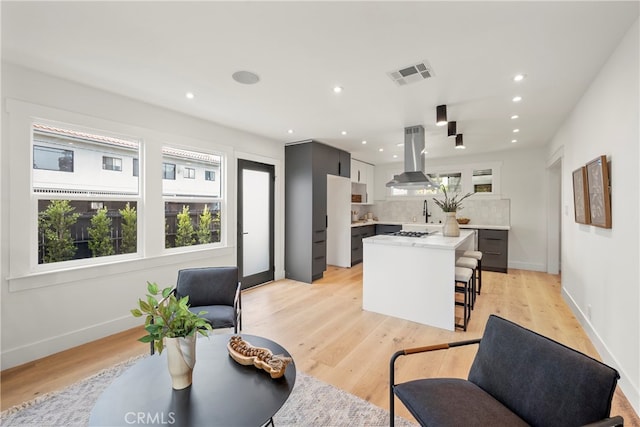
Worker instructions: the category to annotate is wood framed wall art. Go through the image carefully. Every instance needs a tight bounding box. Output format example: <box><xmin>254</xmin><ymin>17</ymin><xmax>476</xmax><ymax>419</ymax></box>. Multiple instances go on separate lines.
<box><xmin>585</xmin><ymin>155</ymin><xmax>612</xmax><ymax>228</ymax></box>
<box><xmin>572</xmin><ymin>166</ymin><xmax>590</xmax><ymax>224</ymax></box>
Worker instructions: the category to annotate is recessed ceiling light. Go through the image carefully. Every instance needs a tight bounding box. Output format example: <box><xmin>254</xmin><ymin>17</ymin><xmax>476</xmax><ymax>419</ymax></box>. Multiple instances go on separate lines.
<box><xmin>397</xmin><ymin>143</ymin><xmax>404</xmax><ymax>147</ymax></box>
<box><xmin>232</xmin><ymin>70</ymin><xmax>260</xmax><ymax>85</ymax></box>
<box><xmin>511</xmin><ymin>114</ymin><xmax>519</xmax><ymax>120</ymax></box>
<box><xmin>512</xmin><ymin>96</ymin><xmax>522</xmax><ymax>102</ymax></box>
<box><xmin>513</xmin><ymin>74</ymin><xmax>526</xmax><ymax>82</ymax></box>
<box><xmin>513</xmin><ymin>129</ymin><xmax>520</xmax><ymax>133</ymax></box>
<box><xmin>333</xmin><ymin>86</ymin><xmax>343</xmax><ymax>93</ymax></box>
<box><xmin>361</xmin><ymin>140</ymin><xmax>367</xmax><ymax>144</ymax></box>
<box><xmin>341</xmin><ymin>130</ymin><xmax>347</xmax><ymax>135</ymax></box>
<box><xmin>511</xmin><ymin>139</ymin><xmax>518</xmax><ymax>143</ymax></box>
<box><xmin>379</xmin><ymin>148</ymin><xmax>384</xmax><ymax>152</ymax></box>
<box><xmin>393</xmin><ymin>154</ymin><xmax>398</xmax><ymax>158</ymax></box>
<box><xmin>287</xmin><ymin>129</ymin><xmax>294</xmax><ymax>134</ymax></box>
<box><xmin>185</xmin><ymin>92</ymin><xmax>195</xmax><ymax>99</ymax></box>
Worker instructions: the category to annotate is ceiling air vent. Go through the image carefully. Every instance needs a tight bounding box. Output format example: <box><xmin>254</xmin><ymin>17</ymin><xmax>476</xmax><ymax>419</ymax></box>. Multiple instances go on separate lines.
<box><xmin>387</xmin><ymin>60</ymin><xmax>434</xmax><ymax>86</ymax></box>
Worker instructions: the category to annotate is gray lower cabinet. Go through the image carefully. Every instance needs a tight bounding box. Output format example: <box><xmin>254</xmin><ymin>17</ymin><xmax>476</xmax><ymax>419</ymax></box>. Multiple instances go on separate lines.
<box><xmin>478</xmin><ymin>229</ymin><xmax>508</xmax><ymax>273</ymax></box>
<box><xmin>375</xmin><ymin>224</ymin><xmax>401</xmax><ymax>235</ymax></box>
<box><xmin>351</xmin><ymin>225</ymin><xmax>376</xmax><ymax>265</ymax></box>
<box><xmin>285</xmin><ymin>141</ymin><xmax>350</xmax><ymax>283</ymax></box>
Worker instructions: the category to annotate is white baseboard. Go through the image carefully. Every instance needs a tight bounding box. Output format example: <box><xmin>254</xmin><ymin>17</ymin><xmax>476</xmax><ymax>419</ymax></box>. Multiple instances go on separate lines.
<box><xmin>562</xmin><ymin>288</ymin><xmax>640</xmax><ymax>417</ymax></box>
<box><xmin>1</xmin><ymin>315</ymin><xmax>141</xmax><ymax>370</ymax></box>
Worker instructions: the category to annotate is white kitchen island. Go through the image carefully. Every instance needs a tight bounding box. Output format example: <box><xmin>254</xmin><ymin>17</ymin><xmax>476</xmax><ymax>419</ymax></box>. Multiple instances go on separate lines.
<box><xmin>362</xmin><ymin>229</ymin><xmax>475</xmax><ymax>331</ymax></box>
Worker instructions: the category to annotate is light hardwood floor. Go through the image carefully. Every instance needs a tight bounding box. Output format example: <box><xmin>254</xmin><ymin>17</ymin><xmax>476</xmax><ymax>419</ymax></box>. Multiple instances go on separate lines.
<box><xmin>2</xmin><ymin>264</ymin><xmax>638</xmax><ymax>425</ymax></box>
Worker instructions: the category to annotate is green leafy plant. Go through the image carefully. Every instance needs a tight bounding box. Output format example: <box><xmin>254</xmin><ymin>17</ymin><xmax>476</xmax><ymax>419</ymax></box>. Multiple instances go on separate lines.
<box><xmin>432</xmin><ymin>186</ymin><xmax>474</xmax><ymax>212</ymax></box>
<box><xmin>119</xmin><ymin>202</ymin><xmax>137</xmax><ymax>254</ymax></box>
<box><xmin>88</xmin><ymin>206</ymin><xmax>114</xmax><ymax>257</ymax></box>
<box><xmin>197</xmin><ymin>205</ymin><xmax>212</xmax><ymax>244</ymax></box>
<box><xmin>175</xmin><ymin>205</ymin><xmax>195</xmax><ymax>247</ymax></box>
<box><xmin>38</xmin><ymin>200</ymin><xmax>79</xmax><ymax>263</ymax></box>
<box><xmin>131</xmin><ymin>282</ymin><xmax>212</xmax><ymax>354</ymax></box>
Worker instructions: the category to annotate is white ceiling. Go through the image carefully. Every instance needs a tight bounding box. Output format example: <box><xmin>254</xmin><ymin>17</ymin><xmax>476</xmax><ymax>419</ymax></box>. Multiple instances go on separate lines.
<box><xmin>2</xmin><ymin>1</ymin><xmax>638</xmax><ymax>164</ymax></box>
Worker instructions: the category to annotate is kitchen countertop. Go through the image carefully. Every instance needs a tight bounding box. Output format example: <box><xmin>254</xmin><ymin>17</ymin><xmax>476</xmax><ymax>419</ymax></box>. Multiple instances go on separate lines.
<box><xmin>351</xmin><ymin>220</ymin><xmax>510</xmax><ymax>230</ymax></box>
<box><xmin>363</xmin><ymin>229</ymin><xmax>475</xmax><ymax>250</ymax></box>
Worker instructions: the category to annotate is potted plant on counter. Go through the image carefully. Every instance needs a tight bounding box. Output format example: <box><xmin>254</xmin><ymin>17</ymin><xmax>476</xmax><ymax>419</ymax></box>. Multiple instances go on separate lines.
<box><xmin>131</xmin><ymin>281</ymin><xmax>212</xmax><ymax>389</ymax></box>
<box><xmin>432</xmin><ymin>186</ymin><xmax>474</xmax><ymax>237</ymax></box>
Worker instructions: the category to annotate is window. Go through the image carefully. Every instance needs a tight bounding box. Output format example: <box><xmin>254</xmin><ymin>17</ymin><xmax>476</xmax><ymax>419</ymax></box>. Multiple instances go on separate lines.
<box><xmin>184</xmin><ymin>167</ymin><xmax>195</xmax><ymax>179</ymax></box>
<box><xmin>133</xmin><ymin>158</ymin><xmax>139</xmax><ymax>177</ymax></box>
<box><xmin>473</xmin><ymin>169</ymin><xmax>493</xmax><ymax>192</ymax></box>
<box><xmin>163</xmin><ymin>163</ymin><xmax>176</xmax><ymax>180</ymax></box>
<box><xmin>427</xmin><ymin>172</ymin><xmax>462</xmax><ymax>193</ymax></box>
<box><xmin>385</xmin><ymin>162</ymin><xmax>501</xmax><ymax>198</ymax></box>
<box><xmin>163</xmin><ymin>146</ymin><xmax>222</xmax><ymax>249</ymax></box>
<box><xmin>102</xmin><ymin>156</ymin><xmax>122</xmax><ymax>171</ymax></box>
<box><xmin>205</xmin><ymin>170</ymin><xmax>215</xmax><ymax>181</ymax></box>
<box><xmin>33</xmin><ymin>145</ymin><xmax>74</xmax><ymax>172</ymax></box>
<box><xmin>32</xmin><ymin>123</ymin><xmax>140</xmax><ymax>265</ymax></box>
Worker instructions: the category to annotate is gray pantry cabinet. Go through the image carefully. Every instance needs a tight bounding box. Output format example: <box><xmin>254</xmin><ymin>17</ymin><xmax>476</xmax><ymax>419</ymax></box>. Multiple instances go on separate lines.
<box><xmin>285</xmin><ymin>141</ymin><xmax>350</xmax><ymax>283</ymax></box>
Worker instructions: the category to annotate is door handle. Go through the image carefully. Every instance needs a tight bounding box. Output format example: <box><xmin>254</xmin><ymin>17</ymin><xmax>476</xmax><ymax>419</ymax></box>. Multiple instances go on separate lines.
<box><xmin>243</xmin><ymin>232</ymin><xmax>249</xmax><ymax>235</ymax></box>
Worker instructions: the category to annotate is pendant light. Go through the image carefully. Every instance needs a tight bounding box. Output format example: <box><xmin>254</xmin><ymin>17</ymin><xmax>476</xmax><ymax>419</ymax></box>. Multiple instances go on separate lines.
<box><xmin>447</xmin><ymin>121</ymin><xmax>457</xmax><ymax>137</ymax></box>
<box><xmin>455</xmin><ymin>134</ymin><xmax>466</xmax><ymax>149</ymax></box>
<box><xmin>436</xmin><ymin>105</ymin><xmax>447</xmax><ymax>126</ymax></box>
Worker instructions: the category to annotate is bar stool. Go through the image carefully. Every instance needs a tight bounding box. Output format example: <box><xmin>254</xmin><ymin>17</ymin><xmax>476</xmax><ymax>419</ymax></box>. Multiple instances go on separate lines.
<box><xmin>456</xmin><ymin>256</ymin><xmax>478</xmax><ymax>309</ymax></box>
<box><xmin>455</xmin><ymin>266</ymin><xmax>473</xmax><ymax>331</ymax></box>
<box><xmin>463</xmin><ymin>250</ymin><xmax>483</xmax><ymax>295</ymax></box>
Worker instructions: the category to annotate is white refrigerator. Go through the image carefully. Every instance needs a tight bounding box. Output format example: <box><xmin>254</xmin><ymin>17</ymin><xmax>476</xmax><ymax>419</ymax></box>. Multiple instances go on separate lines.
<box><xmin>326</xmin><ymin>175</ymin><xmax>351</xmax><ymax>268</ymax></box>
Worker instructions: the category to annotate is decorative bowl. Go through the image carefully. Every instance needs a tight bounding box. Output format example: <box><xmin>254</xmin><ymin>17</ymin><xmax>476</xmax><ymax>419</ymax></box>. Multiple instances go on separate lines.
<box><xmin>457</xmin><ymin>218</ymin><xmax>470</xmax><ymax>224</ymax></box>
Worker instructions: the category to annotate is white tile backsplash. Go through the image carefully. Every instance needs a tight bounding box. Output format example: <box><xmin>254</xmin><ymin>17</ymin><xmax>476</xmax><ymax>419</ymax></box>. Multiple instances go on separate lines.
<box><xmin>367</xmin><ymin>198</ymin><xmax>510</xmax><ymax>226</ymax></box>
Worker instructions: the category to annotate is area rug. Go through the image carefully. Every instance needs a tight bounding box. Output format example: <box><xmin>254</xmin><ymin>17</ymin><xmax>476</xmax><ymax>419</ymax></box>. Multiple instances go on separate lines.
<box><xmin>1</xmin><ymin>356</ymin><xmax>416</xmax><ymax>427</ymax></box>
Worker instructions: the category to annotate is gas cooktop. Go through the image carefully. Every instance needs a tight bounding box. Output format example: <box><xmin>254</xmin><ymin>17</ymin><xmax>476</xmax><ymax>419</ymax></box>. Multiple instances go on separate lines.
<box><xmin>391</xmin><ymin>231</ymin><xmax>436</xmax><ymax>238</ymax></box>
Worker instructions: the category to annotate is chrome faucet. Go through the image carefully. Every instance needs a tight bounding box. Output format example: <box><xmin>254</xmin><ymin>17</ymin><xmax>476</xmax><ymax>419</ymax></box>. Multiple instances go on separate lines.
<box><xmin>423</xmin><ymin>200</ymin><xmax>431</xmax><ymax>223</ymax></box>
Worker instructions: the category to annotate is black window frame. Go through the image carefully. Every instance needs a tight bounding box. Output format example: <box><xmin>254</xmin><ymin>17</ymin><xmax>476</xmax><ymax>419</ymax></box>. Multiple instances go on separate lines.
<box><xmin>163</xmin><ymin>163</ymin><xmax>176</xmax><ymax>180</ymax></box>
<box><xmin>33</xmin><ymin>145</ymin><xmax>74</xmax><ymax>172</ymax></box>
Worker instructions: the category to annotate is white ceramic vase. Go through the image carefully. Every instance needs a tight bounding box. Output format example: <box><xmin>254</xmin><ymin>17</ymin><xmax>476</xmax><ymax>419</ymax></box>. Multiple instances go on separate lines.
<box><xmin>442</xmin><ymin>212</ymin><xmax>460</xmax><ymax>237</ymax></box>
<box><xmin>165</xmin><ymin>335</ymin><xmax>196</xmax><ymax>390</ymax></box>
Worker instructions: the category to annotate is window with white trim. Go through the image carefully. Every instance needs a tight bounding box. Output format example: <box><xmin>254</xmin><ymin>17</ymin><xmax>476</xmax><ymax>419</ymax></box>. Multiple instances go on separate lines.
<box><xmin>162</xmin><ymin>147</ymin><xmax>223</xmax><ymax>249</ymax></box>
<box><xmin>32</xmin><ymin>123</ymin><xmax>140</xmax><ymax>264</ymax></box>
<box><xmin>184</xmin><ymin>167</ymin><xmax>196</xmax><ymax>179</ymax></box>
<box><xmin>102</xmin><ymin>156</ymin><xmax>122</xmax><ymax>171</ymax></box>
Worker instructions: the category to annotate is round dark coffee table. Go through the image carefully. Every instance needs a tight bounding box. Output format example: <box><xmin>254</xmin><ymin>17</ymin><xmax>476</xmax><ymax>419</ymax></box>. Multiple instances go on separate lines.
<box><xmin>89</xmin><ymin>334</ymin><xmax>296</xmax><ymax>427</ymax></box>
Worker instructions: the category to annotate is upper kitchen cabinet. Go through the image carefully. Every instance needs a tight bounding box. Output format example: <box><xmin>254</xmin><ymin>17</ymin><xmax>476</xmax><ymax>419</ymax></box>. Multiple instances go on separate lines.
<box><xmin>285</xmin><ymin>140</ymin><xmax>350</xmax><ymax>283</ymax></box>
<box><xmin>317</xmin><ymin>142</ymin><xmax>350</xmax><ymax>178</ymax></box>
<box><xmin>351</xmin><ymin>158</ymin><xmax>375</xmax><ymax>204</ymax></box>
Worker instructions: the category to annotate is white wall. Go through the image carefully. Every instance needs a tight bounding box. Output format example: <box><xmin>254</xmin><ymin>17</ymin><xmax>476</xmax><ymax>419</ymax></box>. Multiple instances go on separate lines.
<box><xmin>374</xmin><ymin>145</ymin><xmax>548</xmax><ymax>271</ymax></box>
<box><xmin>546</xmin><ymin>20</ymin><xmax>639</xmax><ymax>413</ymax></box>
<box><xmin>0</xmin><ymin>63</ymin><xmax>285</xmax><ymax>369</ymax></box>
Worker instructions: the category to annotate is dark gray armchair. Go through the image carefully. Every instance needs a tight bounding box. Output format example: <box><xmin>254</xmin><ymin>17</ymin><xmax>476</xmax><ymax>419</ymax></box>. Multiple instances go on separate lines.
<box><xmin>175</xmin><ymin>266</ymin><xmax>242</xmax><ymax>333</ymax></box>
<box><xmin>390</xmin><ymin>315</ymin><xmax>623</xmax><ymax>427</ymax></box>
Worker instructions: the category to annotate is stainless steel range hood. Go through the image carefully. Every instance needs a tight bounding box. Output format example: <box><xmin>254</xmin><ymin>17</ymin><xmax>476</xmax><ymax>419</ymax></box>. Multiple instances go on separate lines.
<box><xmin>386</xmin><ymin>125</ymin><xmax>438</xmax><ymax>188</ymax></box>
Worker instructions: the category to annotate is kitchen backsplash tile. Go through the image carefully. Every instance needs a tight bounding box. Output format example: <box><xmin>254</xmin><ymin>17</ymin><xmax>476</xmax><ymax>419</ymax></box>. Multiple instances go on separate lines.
<box><xmin>358</xmin><ymin>198</ymin><xmax>510</xmax><ymax>226</ymax></box>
